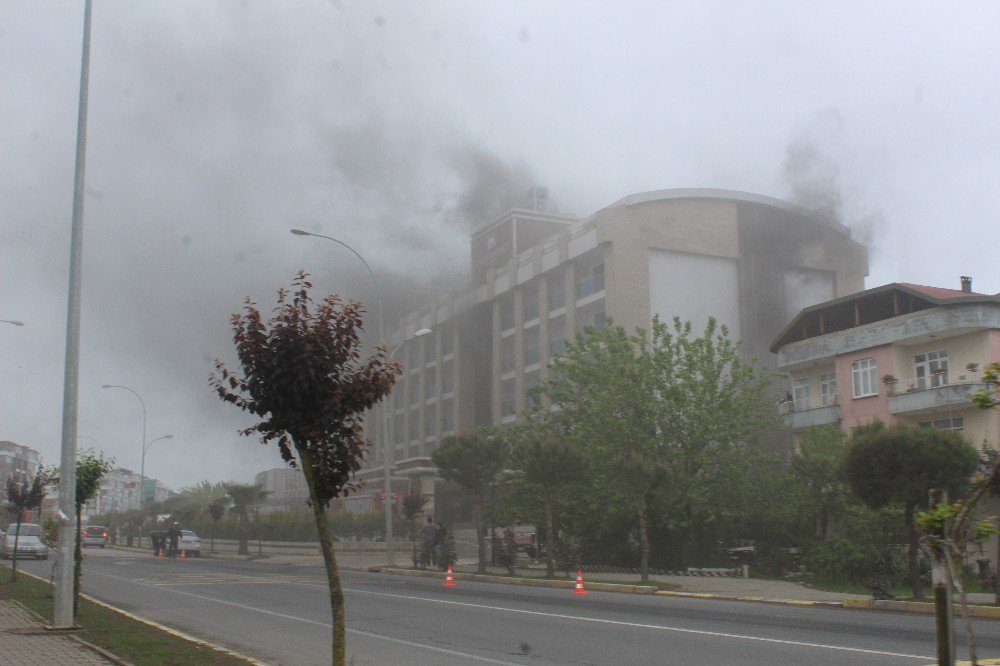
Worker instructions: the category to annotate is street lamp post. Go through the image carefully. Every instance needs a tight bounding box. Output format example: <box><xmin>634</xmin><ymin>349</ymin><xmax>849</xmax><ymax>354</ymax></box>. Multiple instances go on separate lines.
<box><xmin>383</xmin><ymin>328</ymin><xmax>431</xmax><ymax>554</ymax></box>
<box><xmin>101</xmin><ymin>384</ymin><xmax>147</xmax><ymax>509</ymax></box>
<box><xmin>291</xmin><ymin>227</ymin><xmax>408</xmax><ymax>564</ymax></box>
<box><xmin>140</xmin><ymin>435</ymin><xmax>173</xmax><ymax>506</ymax></box>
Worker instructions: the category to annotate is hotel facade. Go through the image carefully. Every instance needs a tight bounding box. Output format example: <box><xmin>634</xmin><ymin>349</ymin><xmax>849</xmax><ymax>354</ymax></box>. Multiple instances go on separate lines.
<box><xmin>358</xmin><ymin>188</ymin><xmax>869</xmax><ymax>519</ymax></box>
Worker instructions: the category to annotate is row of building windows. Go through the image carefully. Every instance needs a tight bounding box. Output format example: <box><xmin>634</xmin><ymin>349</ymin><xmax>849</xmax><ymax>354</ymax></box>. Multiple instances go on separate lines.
<box><xmin>793</xmin><ymin>350</ymin><xmax>953</xmax><ymax>410</ymax></box>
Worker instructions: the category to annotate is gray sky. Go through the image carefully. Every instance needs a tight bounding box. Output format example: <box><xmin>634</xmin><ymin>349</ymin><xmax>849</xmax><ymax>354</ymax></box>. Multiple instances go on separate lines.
<box><xmin>2</xmin><ymin>1</ymin><xmax>998</xmax><ymax>491</ymax></box>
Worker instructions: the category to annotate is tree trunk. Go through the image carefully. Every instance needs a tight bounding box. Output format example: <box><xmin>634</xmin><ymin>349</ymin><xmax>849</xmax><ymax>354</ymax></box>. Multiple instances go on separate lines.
<box><xmin>544</xmin><ymin>492</ymin><xmax>555</xmax><ymax>578</ymax></box>
<box><xmin>299</xmin><ymin>450</ymin><xmax>346</xmax><ymax>666</ymax></box>
<box><xmin>10</xmin><ymin>518</ymin><xmax>21</xmax><ymax>582</ymax></box>
<box><xmin>238</xmin><ymin>513</ymin><xmax>249</xmax><ymax>555</ymax></box>
<box><xmin>74</xmin><ymin>505</ymin><xmax>84</xmax><ymax>615</ymax></box>
<box><xmin>638</xmin><ymin>492</ymin><xmax>650</xmax><ymax>584</ymax></box>
<box><xmin>473</xmin><ymin>492</ymin><xmax>486</xmax><ymax>574</ymax></box>
<box><xmin>905</xmin><ymin>502</ymin><xmax>924</xmax><ymax>600</ymax></box>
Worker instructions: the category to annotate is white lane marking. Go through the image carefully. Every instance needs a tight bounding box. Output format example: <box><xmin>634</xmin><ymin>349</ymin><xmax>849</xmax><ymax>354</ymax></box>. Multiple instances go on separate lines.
<box><xmin>349</xmin><ymin>628</ymin><xmax>523</xmax><ymax>665</ymax></box>
<box><xmin>88</xmin><ymin>570</ymin><xmax>523</xmax><ymax>664</ymax></box>
<box><xmin>343</xmin><ymin>588</ymin><xmax>934</xmax><ymax>661</ymax></box>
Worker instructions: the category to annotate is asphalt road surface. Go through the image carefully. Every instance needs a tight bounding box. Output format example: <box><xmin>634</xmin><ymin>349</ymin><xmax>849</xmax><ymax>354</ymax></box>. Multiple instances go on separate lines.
<box><xmin>17</xmin><ymin>551</ymin><xmax>1000</xmax><ymax>665</ymax></box>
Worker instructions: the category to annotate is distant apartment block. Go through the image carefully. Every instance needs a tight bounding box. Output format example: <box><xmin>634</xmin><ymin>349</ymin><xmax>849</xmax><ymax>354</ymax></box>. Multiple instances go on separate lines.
<box><xmin>359</xmin><ymin>188</ymin><xmax>869</xmax><ymax>518</ymax></box>
<box><xmin>772</xmin><ymin>277</ymin><xmax>1000</xmax><ymax>446</ymax></box>
<box><xmin>0</xmin><ymin>440</ymin><xmax>42</xmax><ymax>488</ymax></box>
<box><xmin>255</xmin><ymin>467</ymin><xmax>309</xmax><ymax>513</ymax></box>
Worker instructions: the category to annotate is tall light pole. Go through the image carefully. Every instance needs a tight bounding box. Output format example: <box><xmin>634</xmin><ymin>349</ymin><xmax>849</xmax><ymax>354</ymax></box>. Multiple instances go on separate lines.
<box><xmin>101</xmin><ymin>384</ymin><xmax>146</xmax><ymax>509</ymax></box>
<box><xmin>290</xmin><ymin>227</ymin><xmax>404</xmax><ymax>562</ymax></box>
<box><xmin>383</xmin><ymin>328</ymin><xmax>431</xmax><ymax>560</ymax></box>
<box><xmin>141</xmin><ymin>434</ymin><xmax>173</xmax><ymax>506</ymax></box>
<box><xmin>55</xmin><ymin>0</ymin><xmax>93</xmax><ymax>630</ymax></box>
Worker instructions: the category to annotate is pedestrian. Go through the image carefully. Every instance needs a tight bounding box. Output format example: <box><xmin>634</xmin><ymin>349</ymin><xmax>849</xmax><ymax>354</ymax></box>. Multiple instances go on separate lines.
<box><xmin>167</xmin><ymin>522</ymin><xmax>181</xmax><ymax>559</ymax></box>
<box><xmin>434</xmin><ymin>523</ymin><xmax>446</xmax><ymax>569</ymax></box>
<box><xmin>421</xmin><ymin>516</ymin><xmax>437</xmax><ymax>566</ymax></box>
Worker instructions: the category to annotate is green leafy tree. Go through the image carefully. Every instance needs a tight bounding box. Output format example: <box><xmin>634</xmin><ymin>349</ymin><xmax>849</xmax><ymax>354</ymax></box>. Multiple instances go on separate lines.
<box><xmin>432</xmin><ymin>431</ymin><xmax>508</xmax><ymax>573</ymax></box>
<box><xmin>508</xmin><ymin>421</ymin><xmax>585</xmax><ymax>577</ymax></box>
<box><xmin>66</xmin><ymin>450</ymin><xmax>114</xmax><ymax>613</ymax></box>
<box><xmin>790</xmin><ymin>426</ymin><xmax>850</xmax><ymax>541</ymax></box>
<box><xmin>211</xmin><ymin>271</ymin><xmax>400</xmax><ymax>665</ymax></box>
<box><xmin>842</xmin><ymin>422</ymin><xmax>979</xmax><ymax>599</ymax></box>
<box><xmin>400</xmin><ymin>489</ymin><xmax>428</xmax><ymax>567</ymax></box>
<box><xmin>223</xmin><ymin>482</ymin><xmax>268</xmax><ymax>555</ymax></box>
<box><xmin>535</xmin><ymin>316</ymin><xmax>775</xmax><ymax>581</ymax></box>
<box><xmin>3</xmin><ymin>467</ymin><xmax>48</xmax><ymax>581</ymax></box>
<box><xmin>208</xmin><ymin>497</ymin><xmax>228</xmax><ymax>553</ymax></box>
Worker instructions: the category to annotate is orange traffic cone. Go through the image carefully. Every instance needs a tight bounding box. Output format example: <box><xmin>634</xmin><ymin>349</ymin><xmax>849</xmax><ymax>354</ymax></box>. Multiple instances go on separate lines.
<box><xmin>443</xmin><ymin>565</ymin><xmax>457</xmax><ymax>587</ymax></box>
<box><xmin>572</xmin><ymin>569</ymin><xmax>587</xmax><ymax>595</ymax></box>
<box><xmin>179</xmin><ymin>549</ymin><xmax>187</xmax><ymax>560</ymax></box>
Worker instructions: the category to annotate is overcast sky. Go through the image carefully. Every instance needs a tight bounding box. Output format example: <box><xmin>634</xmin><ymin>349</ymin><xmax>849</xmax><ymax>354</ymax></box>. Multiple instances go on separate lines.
<box><xmin>2</xmin><ymin>1</ymin><xmax>998</xmax><ymax>491</ymax></box>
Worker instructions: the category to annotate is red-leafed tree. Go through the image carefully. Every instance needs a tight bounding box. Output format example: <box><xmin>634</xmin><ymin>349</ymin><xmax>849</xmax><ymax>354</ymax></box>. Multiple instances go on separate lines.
<box><xmin>211</xmin><ymin>272</ymin><xmax>400</xmax><ymax>665</ymax></box>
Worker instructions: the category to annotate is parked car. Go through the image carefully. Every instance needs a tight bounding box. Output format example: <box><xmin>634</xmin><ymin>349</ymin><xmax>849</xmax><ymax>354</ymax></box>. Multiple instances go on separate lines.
<box><xmin>82</xmin><ymin>525</ymin><xmax>109</xmax><ymax>548</ymax></box>
<box><xmin>1</xmin><ymin>523</ymin><xmax>49</xmax><ymax>560</ymax></box>
<box><xmin>179</xmin><ymin>529</ymin><xmax>201</xmax><ymax>557</ymax></box>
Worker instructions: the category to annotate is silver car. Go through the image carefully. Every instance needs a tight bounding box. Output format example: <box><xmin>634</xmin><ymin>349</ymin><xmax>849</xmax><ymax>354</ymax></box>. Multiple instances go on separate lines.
<box><xmin>1</xmin><ymin>523</ymin><xmax>49</xmax><ymax>560</ymax></box>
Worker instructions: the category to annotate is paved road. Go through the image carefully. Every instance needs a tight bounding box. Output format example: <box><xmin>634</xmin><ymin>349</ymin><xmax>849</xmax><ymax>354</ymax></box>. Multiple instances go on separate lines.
<box><xmin>18</xmin><ymin>551</ymin><xmax>1000</xmax><ymax>665</ymax></box>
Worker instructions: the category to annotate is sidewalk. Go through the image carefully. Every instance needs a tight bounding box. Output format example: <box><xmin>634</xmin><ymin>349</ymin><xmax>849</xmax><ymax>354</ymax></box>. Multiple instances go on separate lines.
<box><xmin>0</xmin><ymin>599</ymin><xmax>120</xmax><ymax>665</ymax></box>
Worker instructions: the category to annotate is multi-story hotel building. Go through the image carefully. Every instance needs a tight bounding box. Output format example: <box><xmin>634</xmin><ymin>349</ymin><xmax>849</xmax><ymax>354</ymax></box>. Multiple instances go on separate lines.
<box><xmin>772</xmin><ymin>277</ymin><xmax>1000</xmax><ymax>445</ymax></box>
<box><xmin>0</xmin><ymin>440</ymin><xmax>42</xmax><ymax>488</ymax></box>
<box><xmin>358</xmin><ymin>188</ymin><xmax>869</xmax><ymax>518</ymax></box>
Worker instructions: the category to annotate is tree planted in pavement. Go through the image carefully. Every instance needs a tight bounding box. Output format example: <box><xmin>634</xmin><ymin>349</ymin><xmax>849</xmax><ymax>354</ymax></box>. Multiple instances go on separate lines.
<box><xmin>211</xmin><ymin>271</ymin><xmax>400</xmax><ymax>665</ymax></box>
<box><xmin>3</xmin><ymin>467</ymin><xmax>48</xmax><ymax>582</ymax></box>
<box><xmin>508</xmin><ymin>421</ymin><xmax>586</xmax><ymax>577</ymax></box>
<box><xmin>223</xmin><ymin>482</ymin><xmax>268</xmax><ymax>555</ymax></box>
<box><xmin>534</xmin><ymin>316</ymin><xmax>774</xmax><ymax>581</ymax></box>
<box><xmin>842</xmin><ymin>422</ymin><xmax>978</xmax><ymax>599</ymax></box>
<box><xmin>432</xmin><ymin>431</ymin><xmax>508</xmax><ymax>573</ymax></box>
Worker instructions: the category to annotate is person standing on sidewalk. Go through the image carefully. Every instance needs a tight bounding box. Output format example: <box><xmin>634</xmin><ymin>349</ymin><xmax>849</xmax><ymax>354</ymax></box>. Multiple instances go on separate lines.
<box><xmin>421</xmin><ymin>517</ymin><xmax>437</xmax><ymax>567</ymax></box>
<box><xmin>167</xmin><ymin>523</ymin><xmax>181</xmax><ymax>559</ymax></box>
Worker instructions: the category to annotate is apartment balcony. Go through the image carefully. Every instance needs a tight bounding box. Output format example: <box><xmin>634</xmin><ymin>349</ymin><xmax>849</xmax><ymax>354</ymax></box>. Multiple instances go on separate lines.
<box><xmin>887</xmin><ymin>380</ymin><xmax>981</xmax><ymax>416</ymax></box>
<box><xmin>779</xmin><ymin>399</ymin><xmax>841</xmax><ymax>429</ymax></box>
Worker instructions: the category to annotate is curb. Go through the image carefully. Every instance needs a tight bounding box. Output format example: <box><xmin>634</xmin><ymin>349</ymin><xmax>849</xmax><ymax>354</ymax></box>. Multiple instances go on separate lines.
<box><xmin>12</xmin><ymin>567</ymin><xmax>268</xmax><ymax>665</ymax></box>
<box><xmin>365</xmin><ymin>565</ymin><xmax>660</xmax><ymax>594</ymax></box>
<box><xmin>361</xmin><ymin>565</ymin><xmax>1000</xmax><ymax>619</ymax></box>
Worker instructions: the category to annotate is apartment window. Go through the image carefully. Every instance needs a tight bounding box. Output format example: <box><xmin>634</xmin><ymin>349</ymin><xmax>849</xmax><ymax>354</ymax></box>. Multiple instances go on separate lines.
<box><xmin>592</xmin><ymin>311</ymin><xmax>606</xmax><ymax>331</ymax></box>
<box><xmin>501</xmin><ymin>353</ymin><xmax>517</xmax><ymax>374</ymax></box>
<box><xmin>852</xmin><ymin>358</ymin><xmax>878</xmax><ymax>398</ymax></box>
<box><xmin>424</xmin><ymin>367</ymin><xmax>436</xmax><ymax>397</ymax></box>
<box><xmin>919</xmin><ymin>416</ymin><xmax>964</xmax><ymax>431</ymax></box>
<box><xmin>819</xmin><ymin>372</ymin><xmax>838</xmax><ymax>406</ymax></box>
<box><xmin>409</xmin><ymin>378</ymin><xmax>419</xmax><ymax>406</ymax></box>
<box><xmin>549</xmin><ymin>283</ymin><xmax>566</xmax><ymax>310</ymax></box>
<box><xmin>500</xmin><ymin>300</ymin><xmax>515</xmax><ymax>330</ymax></box>
<box><xmin>442</xmin><ymin>368</ymin><xmax>454</xmax><ymax>394</ymax></box>
<box><xmin>577</xmin><ymin>263</ymin><xmax>605</xmax><ymax>299</ymax></box>
<box><xmin>524</xmin><ymin>346</ymin><xmax>540</xmax><ymax>366</ymax></box>
<box><xmin>524</xmin><ymin>291</ymin><xmax>540</xmax><ymax>322</ymax></box>
<box><xmin>440</xmin><ymin>329</ymin><xmax>454</xmax><ymax>356</ymax></box>
<box><xmin>792</xmin><ymin>377</ymin><xmax>811</xmax><ymax>411</ymax></box>
<box><xmin>915</xmin><ymin>350</ymin><xmax>948</xmax><ymax>389</ymax></box>
<box><xmin>549</xmin><ymin>337</ymin><xmax>567</xmax><ymax>357</ymax></box>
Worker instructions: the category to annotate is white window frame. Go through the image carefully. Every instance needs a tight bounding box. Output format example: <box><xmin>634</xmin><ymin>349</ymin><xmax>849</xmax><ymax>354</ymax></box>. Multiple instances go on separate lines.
<box><xmin>792</xmin><ymin>377</ymin><xmax>811</xmax><ymax>411</ymax></box>
<box><xmin>914</xmin><ymin>349</ymin><xmax>949</xmax><ymax>389</ymax></box>
<box><xmin>852</xmin><ymin>358</ymin><xmax>878</xmax><ymax>398</ymax></box>
<box><xmin>819</xmin><ymin>372</ymin><xmax>838</xmax><ymax>406</ymax></box>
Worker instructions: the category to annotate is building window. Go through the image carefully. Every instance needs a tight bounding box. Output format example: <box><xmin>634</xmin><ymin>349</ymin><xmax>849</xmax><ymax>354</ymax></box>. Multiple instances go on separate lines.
<box><xmin>549</xmin><ymin>337</ymin><xmax>567</xmax><ymax>357</ymax></box>
<box><xmin>852</xmin><ymin>358</ymin><xmax>877</xmax><ymax>398</ymax></box>
<box><xmin>524</xmin><ymin>346</ymin><xmax>540</xmax><ymax>366</ymax></box>
<box><xmin>577</xmin><ymin>264</ymin><xmax>605</xmax><ymax>299</ymax></box>
<box><xmin>819</xmin><ymin>372</ymin><xmax>838</xmax><ymax>406</ymax></box>
<box><xmin>501</xmin><ymin>353</ymin><xmax>517</xmax><ymax>374</ymax></box>
<box><xmin>524</xmin><ymin>291</ymin><xmax>540</xmax><ymax>322</ymax></box>
<box><xmin>919</xmin><ymin>416</ymin><xmax>963</xmax><ymax>431</ymax></box>
<box><xmin>914</xmin><ymin>350</ymin><xmax>948</xmax><ymax>389</ymax></box>
<box><xmin>441</xmin><ymin>329</ymin><xmax>454</xmax><ymax>356</ymax></box>
<box><xmin>792</xmin><ymin>377</ymin><xmax>811</xmax><ymax>411</ymax></box>
<box><xmin>549</xmin><ymin>283</ymin><xmax>566</xmax><ymax>310</ymax></box>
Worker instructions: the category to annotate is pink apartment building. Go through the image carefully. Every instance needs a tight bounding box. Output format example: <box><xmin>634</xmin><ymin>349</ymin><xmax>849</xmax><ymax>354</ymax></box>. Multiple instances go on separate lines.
<box><xmin>772</xmin><ymin>277</ymin><xmax>999</xmax><ymax>443</ymax></box>
<box><xmin>772</xmin><ymin>277</ymin><xmax>1000</xmax><ymax>570</ymax></box>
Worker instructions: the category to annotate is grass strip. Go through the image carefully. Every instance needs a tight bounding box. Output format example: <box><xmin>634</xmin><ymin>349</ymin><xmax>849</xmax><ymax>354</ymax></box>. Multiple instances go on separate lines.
<box><xmin>0</xmin><ymin>565</ymin><xmax>256</xmax><ymax>665</ymax></box>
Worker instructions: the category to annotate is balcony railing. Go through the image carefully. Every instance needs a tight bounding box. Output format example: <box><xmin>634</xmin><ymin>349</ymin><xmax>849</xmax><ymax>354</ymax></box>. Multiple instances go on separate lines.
<box><xmin>887</xmin><ymin>379</ymin><xmax>982</xmax><ymax>415</ymax></box>
<box><xmin>576</xmin><ymin>274</ymin><xmax>605</xmax><ymax>299</ymax></box>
